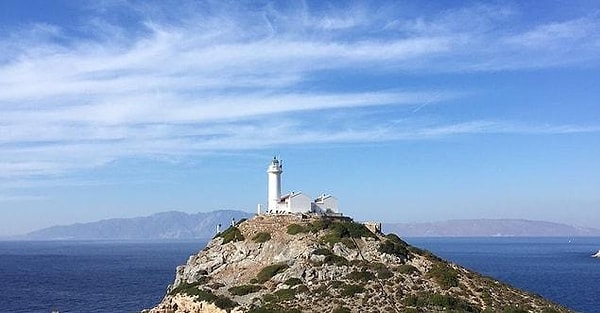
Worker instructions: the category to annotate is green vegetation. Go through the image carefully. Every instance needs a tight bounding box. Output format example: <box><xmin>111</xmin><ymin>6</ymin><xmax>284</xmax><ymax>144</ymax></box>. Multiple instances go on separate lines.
<box><xmin>429</xmin><ymin>263</ymin><xmax>459</xmax><ymax>289</ymax></box>
<box><xmin>295</xmin><ymin>284</ymin><xmax>309</xmax><ymax>293</ymax></box>
<box><xmin>169</xmin><ymin>282</ymin><xmax>237</xmax><ymax>310</ymax></box>
<box><xmin>286</xmin><ymin>218</ymin><xmax>377</xmax><ymax>245</ymax></box>
<box><xmin>503</xmin><ymin>306</ymin><xmax>529</xmax><ymax>313</ymax></box>
<box><xmin>367</xmin><ymin>262</ymin><xmax>394</xmax><ymax>279</ymax></box>
<box><xmin>256</xmin><ymin>263</ymin><xmax>289</xmax><ymax>283</ymax></box>
<box><xmin>407</xmin><ymin>245</ymin><xmax>442</xmax><ymax>261</ymax></box>
<box><xmin>262</xmin><ymin>288</ymin><xmax>298</xmax><ymax>303</ymax></box>
<box><xmin>287</xmin><ymin>224</ymin><xmax>307</xmax><ymax>235</ymax></box>
<box><xmin>324</xmin><ymin>254</ymin><xmax>349</xmax><ymax>266</ymax></box>
<box><xmin>248</xmin><ymin>304</ymin><xmax>301</xmax><ymax>313</ymax></box>
<box><xmin>378</xmin><ymin>239</ymin><xmax>408</xmax><ymax>257</ymax></box>
<box><xmin>404</xmin><ymin>292</ymin><xmax>477</xmax><ymax>312</ymax></box>
<box><xmin>310</xmin><ymin>248</ymin><xmax>348</xmax><ymax>265</ymax></box>
<box><xmin>345</xmin><ymin>270</ymin><xmax>375</xmax><ymax>282</ymax></box>
<box><xmin>217</xmin><ymin>226</ymin><xmax>245</xmax><ymax>244</ymax></box>
<box><xmin>385</xmin><ymin>233</ymin><xmax>409</xmax><ymax>247</ymax></box>
<box><xmin>169</xmin><ymin>281</ymin><xmax>204</xmax><ymax>296</ymax></box>
<box><xmin>332</xmin><ymin>306</ymin><xmax>351</xmax><ymax>313</ymax></box>
<box><xmin>376</xmin><ymin>267</ymin><xmax>393</xmax><ymax>279</ymax></box>
<box><xmin>312</xmin><ymin>248</ymin><xmax>331</xmax><ymax>255</ymax></box>
<box><xmin>307</xmin><ymin>218</ymin><xmax>332</xmax><ymax>232</ymax></box>
<box><xmin>228</xmin><ymin>284</ymin><xmax>263</xmax><ymax>296</ymax></box>
<box><xmin>340</xmin><ymin>284</ymin><xmax>365</xmax><ymax>296</ymax></box>
<box><xmin>252</xmin><ymin>232</ymin><xmax>272</xmax><ymax>243</ymax></box>
<box><xmin>397</xmin><ymin>264</ymin><xmax>418</xmax><ymax>274</ymax></box>
<box><xmin>284</xmin><ymin>277</ymin><xmax>303</xmax><ymax>286</ymax></box>
<box><xmin>319</xmin><ymin>220</ymin><xmax>377</xmax><ymax>245</ymax></box>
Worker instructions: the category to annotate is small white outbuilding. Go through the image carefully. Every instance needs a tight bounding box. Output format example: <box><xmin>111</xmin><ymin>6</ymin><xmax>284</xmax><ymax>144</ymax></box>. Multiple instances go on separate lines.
<box><xmin>313</xmin><ymin>194</ymin><xmax>339</xmax><ymax>214</ymax></box>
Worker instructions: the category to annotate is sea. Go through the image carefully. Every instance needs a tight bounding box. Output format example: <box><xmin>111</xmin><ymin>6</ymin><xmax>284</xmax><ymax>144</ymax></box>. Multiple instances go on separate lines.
<box><xmin>0</xmin><ymin>237</ymin><xmax>598</xmax><ymax>313</ymax></box>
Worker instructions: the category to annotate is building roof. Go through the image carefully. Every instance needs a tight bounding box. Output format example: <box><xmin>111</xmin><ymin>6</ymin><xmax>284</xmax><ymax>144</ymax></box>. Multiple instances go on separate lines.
<box><xmin>280</xmin><ymin>191</ymin><xmax>309</xmax><ymax>201</ymax></box>
<box><xmin>315</xmin><ymin>194</ymin><xmax>336</xmax><ymax>202</ymax></box>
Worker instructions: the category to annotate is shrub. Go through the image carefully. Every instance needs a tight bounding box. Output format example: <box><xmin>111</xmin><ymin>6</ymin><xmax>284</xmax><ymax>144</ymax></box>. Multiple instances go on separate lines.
<box><xmin>408</xmin><ymin>246</ymin><xmax>442</xmax><ymax>261</ymax></box>
<box><xmin>503</xmin><ymin>307</ymin><xmax>529</xmax><ymax>313</ymax></box>
<box><xmin>213</xmin><ymin>295</ymin><xmax>237</xmax><ymax>310</ymax></box>
<box><xmin>315</xmin><ymin>220</ymin><xmax>377</xmax><ymax>246</ymax></box>
<box><xmin>320</xmin><ymin>233</ymin><xmax>343</xmax><ymax>245</ymax></box>
<box><xmin>295</xmin><ymin>284</ymin><xmax>309</xmax><ymax>293</ymax></box>
<box><xmin>217</xmin><ymin>226</ymin><xmax>245</xmax><ymax>244</ymax></box>
<box><xmin>429</xmin><ymin>264</ymin><xmax>459</xmax><ymax>289</ymax></box>
<box><xmin>206</xmin><ymin>282</ymin><xmax>224</xmax><ymax>290</ymax></box>
<box><xmin>263</xmin><ymin>288</ymin><xmax>297</xmax><ymax>303</ymax></box>
<box><xmin>397</xmin><ymin>264</ymin><xmax>418</xmax><ymax>274</ymax></box>
<box><xmin>378</xmin><ymin>239</ymin><xmax>408</xmax><ymax>257</ymax></box>
<box><xmin>307</xmin><ymin>219</ymin><xmax>332</xmax><ymax>232</ymax></box>
<box><xmin>404</xmin><ymin>293</ymin><xmax>476</xmax><ymax>312</ymax></box>
<box><xmin>284</xmin><ymin>277</ymin><xmax>303</xmax><ymax>286</ymax></box>
<box><xmin>329</xmin><ymin>280</ymin><xmax>345</xmax><ymax>288</ymax></box>
<box><xmin>429</xmin><ymin>293</ymin><xmax>474</xmax><ymax>311</ymax></box>
<box><xmin>332</xmin><ymin>306</ymin><xmax>351</xmax><ymax>313</ymax></box>
<box><xmin>248</xmin><ymin>304</ymin><xmax>300</xmax><ymax>313</ymax></box>
<box><xmin>313</xmin><ymin>248</ymin><xmax>332</xmax><ymax>256</ymax></box>
<box><xmin>385</xmin><ymin>233</ymin><xmax>409</xmax><ymax>247</ymax></box>
<box><xmin>345</xmin><ymin>270</ymin><xmax>375</xmax><ymax>282</ymax></box>
<box><xmin>340</xmin><ymin>284</ymin><xmax>365</xmax><ymax>296</ymax></box>
<box><xmin>252</xmin><ymin>232</ymin><xmax>271</xmax><ymax>243</ymax></box>
<box><xmin>228</xmin><ymin>284</ymin><xmax>263</xmax><ymax>296</ymax></box>
<box><xmin>376</xmin><ymin>267</ymin><xmax>393</xmax><ymax>279</ymax></box>
<box><xmin>324</xmin><ymin>254</ymin><xmax>349</xmax><ymax>266</ymax></box>
<box><xmin>340</xmin><ymin>237</ymin><xmax>356</xmax><ymax>249</ymax></box>
<box><xmin>287</xmin><ymin>224</ymin><xmax>307</xmax><ymax>235</ymax></box>
<box><xmin>343</xmin><ymin>222</ymin><xmax>377</xmax><ymax>238</ymax></box>
<box><xmin>169</xmin><ymin>281</ymin><xmax>204</xmax><ymax>296</ymax></box>
<box><xmin>170</xmin><ymin>284</ymin><xmax>237</xmax><ymax>310</ymax></box>
<box><xmin>256</xmin><ymin>263</ymin><xmax>289</xmax><ymax>283</ymax></box>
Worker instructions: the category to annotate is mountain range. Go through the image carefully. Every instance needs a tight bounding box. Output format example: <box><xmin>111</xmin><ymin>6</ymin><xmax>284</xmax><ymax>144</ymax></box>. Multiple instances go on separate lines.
<box><xmin>384</xmin><ymin>219</ymin><xmax>600</xmax><ymax>237</ymax></box>
<box><xmin>16</xmin><ymin>211</ymin><xmax>600</xmax><ymax>240</ymax></box>
<box><xmin>22</xmin><ymin>210</ymin><xmax>252</xmax><ymax>240</ymax></box>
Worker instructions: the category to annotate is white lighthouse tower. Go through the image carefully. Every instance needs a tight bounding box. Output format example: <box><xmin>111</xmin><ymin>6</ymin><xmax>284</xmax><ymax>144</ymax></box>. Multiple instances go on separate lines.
<box><xmin>267</xmin><ymin>157</ymin><xmax>282</xmax><ymax>212</ymax></box>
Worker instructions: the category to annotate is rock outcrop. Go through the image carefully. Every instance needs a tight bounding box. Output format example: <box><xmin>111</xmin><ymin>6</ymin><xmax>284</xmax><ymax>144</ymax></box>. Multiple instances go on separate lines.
<box><xmin>144</xmin><ymin>214</ymin><xmax>571</xmax><ymax>313</ymax></box>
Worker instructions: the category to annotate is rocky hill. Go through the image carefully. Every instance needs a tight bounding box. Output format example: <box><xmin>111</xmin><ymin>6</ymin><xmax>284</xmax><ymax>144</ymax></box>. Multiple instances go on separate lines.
<box><xmin>144</xmin><ymin>214</ymin><xmax>571</xmax><ymax>313</ymax></box>
<box><xmin>24</xmin><ymin>210</ymin><xmax>251</xmax><ymax>240</ymax></box>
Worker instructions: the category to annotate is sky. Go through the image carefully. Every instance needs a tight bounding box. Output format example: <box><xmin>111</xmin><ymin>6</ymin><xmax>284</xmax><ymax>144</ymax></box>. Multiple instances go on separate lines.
<box><xmin>1</xmin><ymin>0</ymin><xmax>599</xmax><ymax>236</ymax></box>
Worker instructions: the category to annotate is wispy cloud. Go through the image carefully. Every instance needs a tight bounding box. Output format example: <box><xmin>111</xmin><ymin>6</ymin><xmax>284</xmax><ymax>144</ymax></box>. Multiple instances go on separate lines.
<box><xmin>1</xmin><ymin>1</ymin><xmax>599</xmax><ymax>181</ymax></box>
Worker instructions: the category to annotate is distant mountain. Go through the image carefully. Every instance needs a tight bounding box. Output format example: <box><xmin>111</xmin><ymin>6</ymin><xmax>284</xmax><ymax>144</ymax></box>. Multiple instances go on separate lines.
<box><xmin>24</xmin><ymin>210</ymin><xmax>253</xmax><ymax>240</ymax></box>
<box><xmin>383</xmin><ymin>219</ymin><xmax>600</xmax><ymax>237</ymax></box>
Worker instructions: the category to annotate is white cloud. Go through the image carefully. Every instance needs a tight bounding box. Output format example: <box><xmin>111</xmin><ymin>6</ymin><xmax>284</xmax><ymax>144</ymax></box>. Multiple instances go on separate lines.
<box><xmin>0</xmin><ymin>1</ymin><xmax>599</xmax><ymax>181</ymax></box>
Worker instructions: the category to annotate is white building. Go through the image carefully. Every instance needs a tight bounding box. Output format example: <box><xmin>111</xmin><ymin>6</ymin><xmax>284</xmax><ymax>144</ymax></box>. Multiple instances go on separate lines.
<box><xmin>313</xmin><ymin>194</ymin><xmax>339</xmax><ymax>214</ymax></box>
<box><xmin>265</xmin><ymin>157</ymin><xmax>339</xmax><ymax>215</ymax></box>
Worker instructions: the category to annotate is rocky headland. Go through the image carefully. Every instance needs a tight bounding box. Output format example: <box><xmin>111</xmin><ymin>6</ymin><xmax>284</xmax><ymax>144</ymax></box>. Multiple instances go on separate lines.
<box><xmin>144</xmin><ymin>214</ymin><xmax>571</xmax><ymax>313</ymax></box>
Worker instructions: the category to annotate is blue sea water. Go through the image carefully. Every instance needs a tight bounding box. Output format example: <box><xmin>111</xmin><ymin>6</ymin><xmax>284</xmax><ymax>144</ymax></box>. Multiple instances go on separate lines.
<box><xmin>406</xmin><ymin>237</ymin><xmax>600</xmax><ymax>313</ymax></box>
<box><xmin>0</xmin><ymin>240</ymin><xmax>206</xmax><ymax>313</ymax></box>
<box><xmin>0</xmin><ymin>238</ymin><xmax>598</xmax><ymax>313</ymax></box>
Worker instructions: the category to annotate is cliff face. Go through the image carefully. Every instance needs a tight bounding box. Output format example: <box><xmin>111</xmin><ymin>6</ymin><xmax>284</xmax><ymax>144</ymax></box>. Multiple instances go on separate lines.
<box><xmin>145</xmin><ymin>215</ymin><xmax>571</xmax><ymax>313</ymax></box>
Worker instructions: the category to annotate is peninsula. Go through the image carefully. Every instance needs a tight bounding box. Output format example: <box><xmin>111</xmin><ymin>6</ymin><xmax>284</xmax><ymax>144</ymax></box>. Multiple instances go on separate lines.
<box><xmin>144</xmin><ymin>158</ymin><xmax>571</xmax><ymax>313</ymax></box>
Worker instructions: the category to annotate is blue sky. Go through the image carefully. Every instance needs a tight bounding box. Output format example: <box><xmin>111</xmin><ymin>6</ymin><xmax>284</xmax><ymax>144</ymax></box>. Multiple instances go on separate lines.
<box><xmin>1</xmin><ymin>0</ymin><xmax>599</xmax><ymax>236</ymax></box>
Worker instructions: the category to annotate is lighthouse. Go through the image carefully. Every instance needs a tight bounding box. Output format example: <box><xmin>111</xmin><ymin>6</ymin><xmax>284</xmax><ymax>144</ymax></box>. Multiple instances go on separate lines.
<box><xmin>267</xmin><ymin>157</ymin><xmax>282</xmax><ymax>212</ymax></box>
<box><xmin>263</xmin><ymin>157</ymin><xmax>339</xmax><ymax>215</ymax></box>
